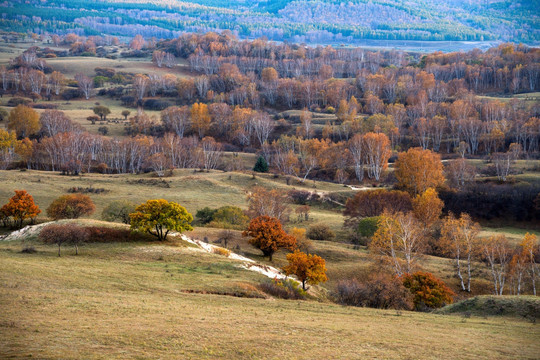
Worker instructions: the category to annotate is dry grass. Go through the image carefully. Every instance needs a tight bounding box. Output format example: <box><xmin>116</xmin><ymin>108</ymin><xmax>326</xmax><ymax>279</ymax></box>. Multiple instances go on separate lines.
<box><xmin>0</xmin><ymin>238</ymin><xmax>538</xmax><ymax>359</ymax></box>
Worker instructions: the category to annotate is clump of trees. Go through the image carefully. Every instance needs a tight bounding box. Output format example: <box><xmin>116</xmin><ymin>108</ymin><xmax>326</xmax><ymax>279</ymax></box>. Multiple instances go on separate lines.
<box><xmin>39</xmin><ymin>223</ymin><xmax>89</xmax><ymax>256</ymax></box>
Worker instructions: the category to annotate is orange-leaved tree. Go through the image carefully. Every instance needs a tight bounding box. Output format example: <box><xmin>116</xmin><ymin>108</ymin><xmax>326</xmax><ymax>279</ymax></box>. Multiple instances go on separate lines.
<box><xmin>46</xmin><ymin>194</ymin><xmax>95</xmax><ymax>220</ymax></box>
<box><xmin>394</xmin><ymin>147</ymin><xmax>445</xmax><ymax>195</ymax></box>
<box><xmin>282</xmin><ymin>250</ymin><xmax>327</xmax><ymax>290</ymax></box>
<box><xmin>242</xmin><ymin>215</ymin><xmax>296</xmax><ymax>261</ymax></box>
<box><xmin>1</xmin><ymin>190</ymin><xmax>41</xmax><ymax>228</ymax></box>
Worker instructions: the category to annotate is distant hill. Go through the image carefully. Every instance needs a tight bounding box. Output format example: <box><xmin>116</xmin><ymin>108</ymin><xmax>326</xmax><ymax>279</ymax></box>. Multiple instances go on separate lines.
<box><xmin>2</xmin><ymin>0</ymin><xmax>539</xmax><ymax>44</ymax></box>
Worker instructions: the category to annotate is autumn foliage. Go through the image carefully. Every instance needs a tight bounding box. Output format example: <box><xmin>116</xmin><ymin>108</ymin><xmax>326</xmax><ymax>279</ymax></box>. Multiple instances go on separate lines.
<box><xmin>129</xmin><ymin>199</ymin><xmax>193</xmax><ymax>241</ymax></box>
<box><xmin>344</xmin><ymin>189</ymin><xmax>412</xmax><ymax>222</ymax></box>
<box><xmin>402</xmin><ymin>271</ymin><xmax>454</xmax><ymax>310</ymax></box>
<box><xmin>1</xmin><ymin>190</ymin><xmax>41</xmax><ymax>228</ymax></box>
<box><xmin>39</xmin><ymin>223</ymin><xmax>89</xmax><ymax>256</ymax></box>
<box><xmin>242</xmin><ymin>215</ymin><xmax>296</xmax><ymax>261</ymax></box>
<box><xmin>411</xmin><ymin>188</ymin><xmax>444</xmax><ymax>227</ymax></box>
<box><xmin>46</xmin><ymin>194</ymin><xmax>95</xmax><ymax>220</ymax></box>
<box><xmin>395</xmin><ymin>147</ymin><xmax>445</xmax><ymax>195</ymax></box>
<box><xmin>282</xmin><ymin>250</ymin><xmax>328</xmax><ymax>290</ymax></box>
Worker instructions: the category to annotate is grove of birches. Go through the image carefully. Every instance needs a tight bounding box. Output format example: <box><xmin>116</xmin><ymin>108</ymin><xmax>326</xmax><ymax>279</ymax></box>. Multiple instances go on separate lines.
<box><xmin>1</xmin><ymin>31</ymin><xmax>539</xmax><ymax>307</ymax></box>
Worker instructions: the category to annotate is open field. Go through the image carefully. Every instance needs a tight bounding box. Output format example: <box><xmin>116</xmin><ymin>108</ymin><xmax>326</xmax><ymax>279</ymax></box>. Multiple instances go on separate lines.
<box><xmin>0</xmin><ymin>169</ymin><xmax>350</xmax><ymax>233</ymax></box>
<box><xmin>1</xmin><ymin>236</ymin><xmax>539</xmax><ymax>360</ymax></box>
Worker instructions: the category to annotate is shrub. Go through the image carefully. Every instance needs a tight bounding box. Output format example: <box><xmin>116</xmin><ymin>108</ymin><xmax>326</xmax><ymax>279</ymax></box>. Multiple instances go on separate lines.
<box><xmin>259</xmin><ymin>278</ymin><xmax>306</xmax><ymax>300</ymax></box>
<box><xmin>46</xmin><ymin>194</ymin><xmax>95</xmax><ymax>220</ymax></box>
<box><xmin>61</xmin><ymin>88</ymin><xmax>81</xmax><ymax>100</ymax></box>
<box><xmin>39</xmin><ymin>223</ymin><xmax>89</xmax><ymax>256</ymax></box>
<box><xmin>288</xmin><ymin>189</ymin><xmax>312</xmax><ymax>205</ymax></box>
<box><xmin>195</xmin><ymin>207</ymin><xmax>216</xmax><ymax>225</ymax></box>
<box><xmin>95</xmin><ymin>67</ymin><xmax>116</xmax><ymax>78</ymax></box>
<box><xmin>101</xmin><ymin>200</ymin><xmax>137</xmax><ymax>224</ymax></box>
<box><xmin>208</xmin><ymin>206</ymin><xmax>249</xmax><ymax>230</ymax></box>
<box><xmin>98</xmin><ymin>126</ymin><xmax>109</xmax><ymax>135</ymax></box>
<box><xmin>20</xmin><ymin>246</ymin><xmax>37</xmax><ymax>254</ymax></box>
<box><xmin>212</xmin><ymin>247</ymin><xmax>231</xmax><ymax>257</ymax></box>
<box><xmin>306</xmin><ymin>223</ymin><xmax>335</xmax><ymax>241</ymax></box>
<box><xmin>357</xmin><ymin>216</ymin><xmax>380</xmax><ymax>238</ymax></box>
<box><xmin>336</xmin><ymin>274</ymin><xmax>413</xmax><ymax>310</ymax></box>
<box><xmin>402</xmin><ymin>271</ymin><xmax>454</xmax><ymax>310</ymax></box>
<box><xmin>0</xmin><ymin>107</ymin><xmax>8</xmax><ymax>122</ymax></box>
<box><xmin>344</xmin><ymin>189</ymin><xmax>412</xmax><ymax>223</ymax></box>
<box><xmin>67</xmin><ymin>187</ymin><xmax>108</xmax><ymax>194</ymax></box>
<box><xmin>7</xmin><ymin>97</ymin><xmax>31</xmax><ymax>107</ymax></box>
<box><xmin>143</xmin><ymin>99</ymin><xmax>172</xmax><ymax>111</ymax></box>
<box><xmin>120</xmin><ymin>95</ymin><xmax>135</xmax><ymax>106</ymax></box>
<box><xmin>85</xmin><ymin>226</ymin><xmax>154</xmax><ymax>243</ymax></box>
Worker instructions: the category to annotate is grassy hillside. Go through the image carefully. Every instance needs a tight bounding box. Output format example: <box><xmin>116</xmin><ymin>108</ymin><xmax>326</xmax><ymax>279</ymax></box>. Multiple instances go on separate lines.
<box><xmin>1</xmin><ymin>236</ymin><xmax>539</xmax><ymax>359</ymax></box>
<box><xmin>437</xmin><ymin>296</ymin><xmax>540</xmax><ymax>320</ymax></box>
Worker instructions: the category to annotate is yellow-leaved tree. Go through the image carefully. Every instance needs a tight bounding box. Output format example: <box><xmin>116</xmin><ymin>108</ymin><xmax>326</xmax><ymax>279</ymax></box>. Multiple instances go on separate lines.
<box><xmin>412</xmin><ymin>188</ymin><xmax>444</xmax><ymax>227</ymax></box>
<box><xmin>8</xmin><ymin>105</ymin><xmax>40</xmax><ymax>138</ymax></box>
<box><xmin>394</xmin><ymin>147</ymin><xmax>445</xmax><ymax>195</ymax></box>
<box><xmin>130</xmin><ymin>199</ymin><xmax>193</xmax><ymax>241</ymax></box>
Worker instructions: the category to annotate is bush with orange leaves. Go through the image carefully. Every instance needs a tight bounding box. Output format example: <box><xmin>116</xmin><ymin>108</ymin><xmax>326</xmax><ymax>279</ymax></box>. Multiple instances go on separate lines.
<box><xmin>46</xmin><ymin>194</ymin><xmax>95</xmax><ymax>220</ymax></box>
<box><xmin>402</xmin><ymin>271</ymin><xmax>454</xmax><ymax>310</ymax></box>
<box><xmin>242</xmin><ymin>215</ymin><xmax>296</xmax><ymax>261</ymax></box>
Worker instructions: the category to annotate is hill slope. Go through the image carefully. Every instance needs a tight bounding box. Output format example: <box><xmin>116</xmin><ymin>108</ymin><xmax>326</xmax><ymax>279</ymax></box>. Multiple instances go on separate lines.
<box><xmin>2</xmin><ymin>0</ymin><xmax>538</xmax><ymax>45</ymax></box>
<box><xmin>1</xmin><ymin>237</ymin><xmax>539</xmax><ymax>359</ymax></box>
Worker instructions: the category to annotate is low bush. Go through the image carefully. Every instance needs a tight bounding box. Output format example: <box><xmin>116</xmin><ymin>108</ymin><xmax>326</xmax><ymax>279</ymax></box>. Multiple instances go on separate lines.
<box><xmin>212</xmin><ymin>247</ymin><xmax>231</xmax><ymax>257</ymax></box>
<box><xmin>7</xmin><ymin>97</ymin><xmax>31</xmax><ymax>107</ymax></box>
<box><xmin>101</xmin><ymin>200</ymin><xmax>137</xmax><ymax>224</ymax></box>
<box><xmin>402</xmin><ymin>271</ymin><xmax>454</xmax><ymax>311</ymax></box>
<box><xmin>259</xmin><ymin>278</ymin><xmax>306</xmax><ymax>300</ymax></box>
<box><xmin>84</xmin><ymin>226</ymin><xmax>154</xmax><ymax>243</ymax></box>
<box><xmin>30</xmin><ymin>103</ymin><xmax>58</xmax><ymax>109</ymax></box>
<box><xmin>208</xmin><ymin>206</ymin><xmax>249</xmax><ymax>230</ymax></box>
<box><xmin>143</xmin><ymin>99</ymin><xmax>172</xmax><ymax>111</ymax></box>
<box><xmin>20</xmin><ymin>246</ymin><xmax>37</xmax><ymax>254</ymax></box>
<box><xmin>67</xmin><ymin>187</ymin><xmax>109</xmax><ymax>194</ymax></box>
<box><xmin>288</xmin><ymin>189</ymin><xmax>312</xmax><ymax>205</ymax></box>
<box><xmin>306</xmin><ymin>223</ymin><xmax>335</xmax><ymax>241</ymax></box>
<box><xmin>195</xmin><ymin>207</ymin><xmax>216</xmax><ymax>225</ymax></box>
<box><xmin>336</xmin><ymin>274</ymin><xmax>413</xmax><ymax>310</ymax></box>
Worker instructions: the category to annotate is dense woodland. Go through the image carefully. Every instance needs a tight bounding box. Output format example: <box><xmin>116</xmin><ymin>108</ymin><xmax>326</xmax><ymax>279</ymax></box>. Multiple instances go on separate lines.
<box><xmin>1</xmin><ymin>0</ymin><xmax>539</xmax><ymax>43</ymax></box>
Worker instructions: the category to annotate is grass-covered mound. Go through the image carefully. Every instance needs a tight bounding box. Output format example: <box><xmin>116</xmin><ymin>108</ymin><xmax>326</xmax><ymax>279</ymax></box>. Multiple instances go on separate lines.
<box><xmin>436</xmin><ymin>296</ymin><xmax>540</xmax><ymax>321</ymax></box>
